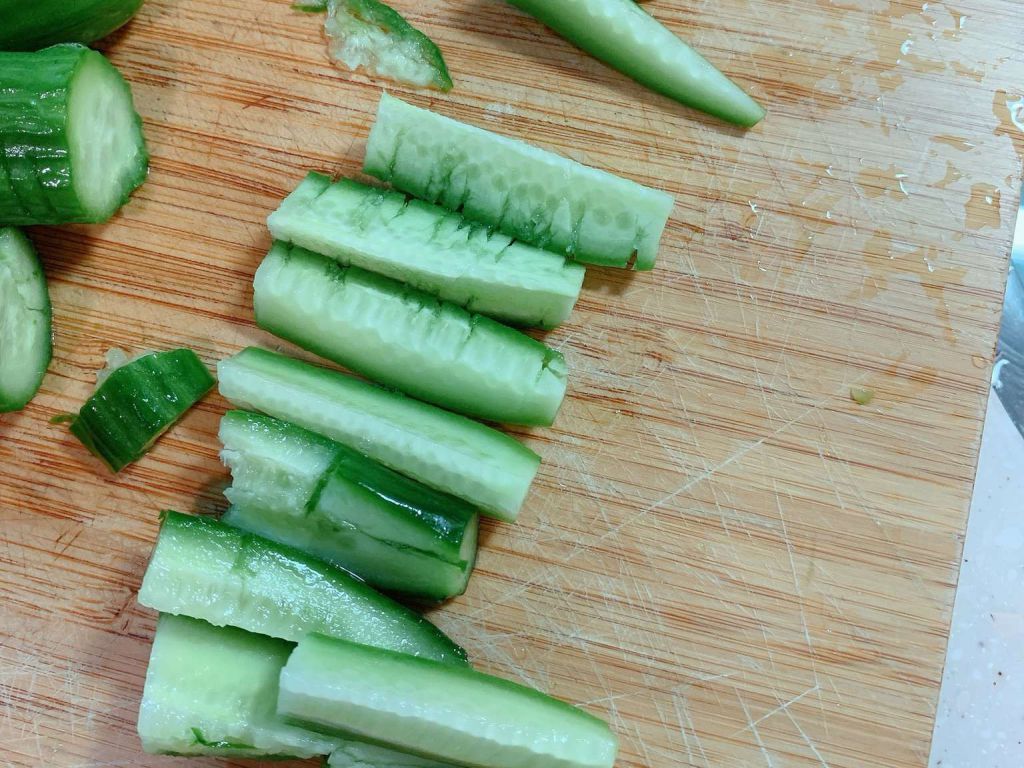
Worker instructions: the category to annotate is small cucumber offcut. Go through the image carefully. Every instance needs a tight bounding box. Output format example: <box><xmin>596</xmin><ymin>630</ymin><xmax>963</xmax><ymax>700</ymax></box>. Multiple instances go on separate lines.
<box><xmin>0</xmin><ymin>228</ymin><xmax>52</xmax><ymax>413</ymax></box>
<box><xmin>0</xmin><ymin>0</ymin><xmax>145</xmax><ymax>51</ymax></box>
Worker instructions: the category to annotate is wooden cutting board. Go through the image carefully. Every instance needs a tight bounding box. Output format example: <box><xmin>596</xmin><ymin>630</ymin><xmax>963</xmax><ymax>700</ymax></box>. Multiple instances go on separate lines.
<box><xmin>1</xmin><ymin>1</ymin><xmax>1021</xmax><ymax>766</ymax></box>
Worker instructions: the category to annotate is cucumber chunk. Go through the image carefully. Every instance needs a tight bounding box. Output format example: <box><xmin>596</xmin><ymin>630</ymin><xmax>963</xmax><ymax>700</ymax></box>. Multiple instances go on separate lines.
<box><xmin>363</xmin><ymin>93</ymin><xmax>674</xmax><ymax>270</ymax></box>
<box><xmin>329</xmin><ymin>742</ymin><xmax>456</xmax><ymax>768</ymax></box>
<box><xmin>0</xmin><ymin>0</ymin><xmax>145</xmax><ymax>51</ymax></box>
<box><xmin>267</xmin><ymin>173</ymin><xmax>584</xmax><ymax>329</ymax></box>
<box><xmin>279</xmin><ymin>634</ymin><xmax>619</xmax><ymax>768</ymax></box>
<box><xmin>0</xmin><ymin>228</ymin><xmax>51</xmax><ymax>413</ymax></box>
<box><xmin>137</xmin><ymin>511</ymin><xmax>468</xmax><ymax>665</ymax></box>
<box><xmin>0</xmin><ymin>45</ymin><xmax>148</xmax><ymax>225</ymax></box>
<box><xmin>505</xmin><ymin>0</ymin><xmax>765</xmax><ymax>127</ymax></box>
<box><xmin>255</xmin><ymin>242</ymin><xmax>568</xmax><ymax>426</ymax></box>
<box><xmin>218</xmin><ymin>348</ymin><xmax>540</xmax><ymax>521</ymax></box>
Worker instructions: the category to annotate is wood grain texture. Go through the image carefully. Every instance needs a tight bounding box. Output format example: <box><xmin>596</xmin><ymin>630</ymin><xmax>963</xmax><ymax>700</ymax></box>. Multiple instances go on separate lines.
<box><xmin>1</xmin><ymin>0</ymin><xmax>1022</xmax><ymax>766</ymax></box>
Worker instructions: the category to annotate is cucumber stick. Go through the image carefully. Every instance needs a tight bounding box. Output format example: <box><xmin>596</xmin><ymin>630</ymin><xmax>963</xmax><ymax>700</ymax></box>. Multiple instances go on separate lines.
<box><xmin>255</xmin><ymin>243</ymin><xmax>567</xmax><ymax>426</ymax></box>
<box><xmin>364</xmin><ymin>93</ymin><xmax>674</xmax><ymax>270</ymax></box>
<box><xmin>0</xmin><ymin>45</ymin><xmax>147</xmax><ymax>226</ymax></box>
<box><xmin>505</xmin><ymin>0</ymin><xmax>765</xmax><ymax>127</ymax></box>
<box><xmin>279</xmin><ymin>634</ymin><xmax>619</xmax><ymax>768</ymax></box>
<box><xmin>0</xmin><ymin>0</ymin><xmax>144</xmax><ymax>51</ymax></box>
<box><xmin>329</xmin><ymin>743</ymin><xmax>455</xmax><ymax>768</ymax></box>
<box><xmin>267</xmin><ymin>173</ymin><xmax>584</xmax><ymax>329</ymax></box>
<box><xmin>0</xmin><ymin>228</ymin><xmax>51</xmax><ymax>412</ymax></box>
<box><xmin>137</xmin><ymin>511</ymin><xmax>468</xmax><ymax>665</ymax></box>
<box><xmin>218</xmin><ymin>348</ymin><xmax>539</xmax><ymax>521</ymax></box>
<box><xmin>219</xmin><ymin>410</ymin><xmax>479</xmax><ymax>600</ymax></box>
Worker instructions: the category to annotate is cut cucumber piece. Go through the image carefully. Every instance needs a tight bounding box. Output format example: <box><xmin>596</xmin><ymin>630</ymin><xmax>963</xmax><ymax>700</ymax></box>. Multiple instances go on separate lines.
<box><xmin>138</xmin><ymin>614</ymin><xmax>340</xmax><ymax>758</ymax></box>
<box><xmin>324</xmin><ymin>0</ymin><xmax>452</xmax><ymax>91</ymax></box>
<box><xmin>267</xmin><ymin>173</ymin><xmax>584</xmax><ymax>329</ymax></box>
<box><xmin>0</xmin><ymin>228</ymin><xmax>51</xmax><ymax>413</ymax></box>
<box><xmin>0</xmin><ymin>0</ymin><xmax>144</xmax><ymax>51</ymax></box>
<box><xmin>279</xmin><ymin>634</ymin><xmax>619</xmax><ymax>768</ymax></box>
<box><xmin>255</xmin><ymin>243</ymin><xmax>568</xmax><ymax>426</ymax></box>
<box><xmin>137</xmin><ymin>511</ymin><xmax>468</xmax><ymax>665</ymax></box>
<box><xmin>363</xmin><ymin>93</ymin><xmax>675</xmax><ymax>270</ymax></box>
<box><xmin>329</xmin><ymin>742</ymin><xmax>456</xmax><ymax>768</ymax></box>
<box><xmin>0</xmin><ymin>44</ymin><xmax>147</xmax><ymax>225</ymax></box>
<box><xmin>68</xmin><ymin>349</ymin><xmax>214</xmax><ymax>472</ymax></box>
<box><xmin>218</xmin><ymin>348</ymin><xmax>540</xmax><ymax>521</ymax></box>
<box><xmin>505</xmin><ymin>0</ymin><xmax>765</xmax><ymax>127</ymax></box>
<box><xmin>219</xmin><ymin>410</ymin><xmax>479</xmax><ymax>600</ymax></box>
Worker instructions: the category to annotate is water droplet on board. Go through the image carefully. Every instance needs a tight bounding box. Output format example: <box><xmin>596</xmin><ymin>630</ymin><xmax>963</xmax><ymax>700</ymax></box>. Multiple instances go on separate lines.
<box><xmin>965</xmin><ymin>184</ymin><xmax>1002</xmax><ymax>231</ymax></box>
<box><xmin>900</xmin><ymin>38</ymin><xmax>914</xmax><ymax>56</ymax></box>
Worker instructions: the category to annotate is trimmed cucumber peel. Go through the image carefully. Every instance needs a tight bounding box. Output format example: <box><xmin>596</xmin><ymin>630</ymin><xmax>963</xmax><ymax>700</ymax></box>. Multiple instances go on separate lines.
<box><xmin>137</xmin><ymin>511</ymin><xmax>468</xmax><ymax>665</ymax></box>
<box><xmin>217</xmin><ymin>348</ymin><xmax>540</xmax><ymax>521</ymax></box>
<box><xmin>0</xmin><ymin>0</ymin><xmax>144</xmax><ymax>51</ymax></box>
<box><xmin>267</xmin><ymin>173</ymin><xmax>584</xmax><ymax>329</ymax></box>
<box><xmin>0</xmin><ymin>228</ymin><xmax>51</xmax><ymax>413</ymax></box>
<box><xmin>364</xmin><ymin>94</ymin><xmax>675</xmax><ymax>270</ymax></box>
<box><xmin>255</xmin><ymin>243</ymin><xmax>568</xmax><ymax>426</ymax></box>
<box><xmin>505</xmin><ymin>0</ymin><xmax>765</xmax><ymax>127</ymax></box>
<box><xmin>0</xmin><ymin>44</ymin><xmax>148</xmax><ymax>226</ymax></box>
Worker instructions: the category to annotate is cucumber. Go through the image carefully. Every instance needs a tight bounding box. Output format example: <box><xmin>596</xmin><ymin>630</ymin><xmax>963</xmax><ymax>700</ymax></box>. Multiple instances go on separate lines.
<box><xmin>363</xmin><ymin>93</ymin><xmax>675</xmax><ymax>270</ymax></box>
<box><xmin>0</xmin><ymin>228</ymin><xmax>51</xmax><ymax>413</ymax></box>
<box><xmin>0</xmin><ymin>45</ymin><xmax>147</xmax><ymax>226</ymax></box>
<box><xmin>255</xmin><ymin>243</ymin><xmax>568</xmax><ymax>426</ymax></box>
<box><xmin>218</xmin><ymin>348</ymin><xmax>540</xmax><ymax>521</ymax></box>
<box><xmin>279</xmin><ymin>634</ymin><xmax>619</xmax><ymax>768</ymax></box>
<box><xmin>505</xmin><ymin>0</ymin><xmax>765</xmax><ymax>127</ymax></box>
<box><xmin>0</xmin><ymin>0</ymin><xmax>144</xmax><ymax>51</ymax></box>
<box><xmin>329</xmin><ymin>743</ymin><xmax>455</xmax><ymax>768</ymax></box>
<box><xmin>267</xmin><ymin>173</ymin><xmax>585</xmax><ymax>329</ymax></box>
<box><xmin>68</xmin><ymin>349</ymin><xmax>215</xmax><ymax>472</ymax></box>
<box><xmin>137</xmin><ymin>511</ymin><xmax>468</xmax><ymax>665</ymax></box>
<box><xmin>138</xmin><ymin>614</ymin><xmax>340</xmax><ymax>758</ymax></box>
<box><xmin>219</xmin><ymin>410</ymin><xmax>479</xmax><ymax>600</ymax></box>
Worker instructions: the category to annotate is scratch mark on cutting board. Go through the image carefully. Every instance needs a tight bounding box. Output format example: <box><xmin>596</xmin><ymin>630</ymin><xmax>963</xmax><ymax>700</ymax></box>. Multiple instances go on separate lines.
<box><xmin>673</xmin><ymin>691</ymin><xmax>711</xmax><ymax>768</ymax></box>
<box><xmin>732</xmin><ymin>684</ymin><xmax>820</xmax><ymax>735</ymax></box>
<box><xmin>785</xmin><ymin>706</ymin><xmax>832</xmax><ymax>768</ymax></box>
<box><xmin>738</xmin><ymin>693</ymin><xmax>776</xmax><ymax>768</ymax></box>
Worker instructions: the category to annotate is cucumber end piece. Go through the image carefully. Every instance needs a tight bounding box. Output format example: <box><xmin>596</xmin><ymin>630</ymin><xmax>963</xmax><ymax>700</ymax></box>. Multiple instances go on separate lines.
<box><xmin>0</xmin><ymin>228</ymin><xmax>52</xmax><ymax>412</ymax></box>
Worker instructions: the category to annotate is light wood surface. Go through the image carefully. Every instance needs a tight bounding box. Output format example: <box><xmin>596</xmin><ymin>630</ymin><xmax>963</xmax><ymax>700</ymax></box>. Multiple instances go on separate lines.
<box><xmin>2</xmin><ymin>1</ymin><xmax>1022</xmax><ymax>766</ymax></box>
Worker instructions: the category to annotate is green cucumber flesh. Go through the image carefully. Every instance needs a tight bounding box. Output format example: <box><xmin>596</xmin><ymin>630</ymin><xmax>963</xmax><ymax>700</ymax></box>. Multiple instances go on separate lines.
<box><xmin>363</xmin><ymin>93</ymin><xmax>674</xmax><ymax>270</ymax></box>
<box><xmin>0</xmin><ymin>44</ymin><xmax>148</xmax><ymax>226</ymax></box>
<box><xmin>255</xmin><ymin>243</ymin><xmax>567</xmax><ymax>426</ymax></box>
<box><xmin>217</xmin><ymin>348</ymin><xmax>539</xmax><ymax>521</ymax></box>
<box><xmin>505</xmin><ymin>0</ymin><xmax>765</xmax><ymax>127</ymax></box>
<box><xmin>137</xmin><ymin>511</ymin><xmax>468</xmax><ymax>665</ymax></box>
<box><xmin>0</xmin><ymin>0</ymin><xmax>144</xmax><ymax>51</ymax></box>
<box><xmin>0</xmin><ymin>228</ymin><xmax>52</xmax><ymax>412</ymax></box>
<box><xmin>279</xmin><ymin>634</ymin><xmax>619</xmax><ymax>768</ymax></box>
<box><xmin>329</xmin><ymin>742</ymin><xmax>456</xmax><ymax>768</ymax></box>
<box><xmin>267</xmin><ymin>173</ymin><xmax>584</xmax><ymax>329</ymax></box>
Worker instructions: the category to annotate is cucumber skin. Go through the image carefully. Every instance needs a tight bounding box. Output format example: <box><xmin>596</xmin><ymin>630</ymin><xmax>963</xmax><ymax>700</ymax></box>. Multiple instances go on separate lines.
<box><xmin>0</xmin><ymin>44</ymin><xmax>148</xmax><ymax>225</ymax></box>
<box><xmin>0</xmin><ymin>0</ymin><xmax>144</xmax><ymax>51</ymax></box>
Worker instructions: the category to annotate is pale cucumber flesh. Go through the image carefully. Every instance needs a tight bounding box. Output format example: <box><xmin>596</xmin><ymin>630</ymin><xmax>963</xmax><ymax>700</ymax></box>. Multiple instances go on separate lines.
<box><xmin>0</xmin><ymin>227</ymin><xmax>51</xmax><ymax>412</ymax></box>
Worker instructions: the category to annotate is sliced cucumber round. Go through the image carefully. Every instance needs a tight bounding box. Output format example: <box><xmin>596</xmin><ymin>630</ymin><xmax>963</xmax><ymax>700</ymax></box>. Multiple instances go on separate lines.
<box><xmin>0</xmin><ymin>228</ymin><xmax>52</xmax><ymax>413</ymax></box>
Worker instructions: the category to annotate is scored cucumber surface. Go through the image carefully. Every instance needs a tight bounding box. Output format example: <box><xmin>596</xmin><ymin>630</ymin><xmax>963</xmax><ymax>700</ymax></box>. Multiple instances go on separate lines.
<box><xmin>0</xmin><ymin>0</ymin><xmax>145</xmax><ymax>51</ymax></box>
<box><xmin>279</xmin><ymin>634</ymin><xmax>619</xmax><ymax>768</ymax></box>
<box><xmin>0</xmin><ymin>228</ymin><xmax>52</xmax><ymax>413</ymax></box>
<box><xmin>137</xmin><ymin>511</ymin><xmax>468</xmax><ymax>665</ymax></box>
<box><xmin>505</xmin><ymin>0</ymin><xmax>765</xmax><ymax>127</ymax></box>
<box><xmin>255</xmin><ymin>242</ymin><xmax>568</xmax><ymax>426</ymax></box>
<box><xmin>217</xmin><ymin>348</ymin><xmax>540</xmax><ymax>521</ymax></box>
<box><xmin>364</xmin><ymin>93</ymin><xmax>675</xmax><ymax>270</ymax></box>
<box><xmin>267</xmin><ymin>172</ymin><xmax>585</xmax><ymax>329</ymax></box>
<box><xmin>0</xmin><ymin>44</ymin><xmax>147</xmax><ymax>226</ymax></box>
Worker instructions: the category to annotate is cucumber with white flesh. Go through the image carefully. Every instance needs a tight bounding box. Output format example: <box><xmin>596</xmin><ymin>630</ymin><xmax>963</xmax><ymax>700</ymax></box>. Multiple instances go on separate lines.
<box><xmin>329</xmin><ymin>742</ymin><xmax>456</xmax><ymax>768</ymax></box>
<box><xmin>279</xmin><ymin>634</ymin><xmax>619</xmax><ymax>768</ymax></box>
<box><xmin>363</xmin><ymin>93</ymin><xmax>674</xmax><ymax>270</ymax></box>
<box><xmin>0</xmin><ymin>0</ymin><xmax>144</xmax><ymax>51</ymax></box>
<box><xmin>219</xmin><ymin>410</ymin><xmax>479</xmax><ymax>600</ymax></box>
<box><xmin>218</xmin><ymin>348</ymin><xmax>539</xmax><ymax>521</ymax></box>
<box><xmin>0</xmin><ymin>228</ymin><xmax>51</xmax><ymax>412</ymax></box>
<box><xmin>267</xmin><ymin>173</ymin><xmax>585</xmax><ymax>329</ymax></box>
<box><xmin>255</xmin><ymin>243</ymin><xmax>567</xmax><ymax>426</ymax></box>
<box><xmin>504</xmin><ymin>0</ymin><xmax>765</xmax><ymax>127</ymax></box>
<box><xmin>137</xmin><ymin>511</ymin><xmax>469</xmax><ymax>665</ymax></box>
<box><xmin>0</xmin><ymin>45</ymin><xmax>147</xmax><ymax>226</ymax></box>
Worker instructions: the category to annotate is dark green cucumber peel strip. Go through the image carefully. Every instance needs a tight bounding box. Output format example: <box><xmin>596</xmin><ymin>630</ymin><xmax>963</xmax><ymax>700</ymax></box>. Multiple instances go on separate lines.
<box><xmin>0</xmin><ymin>0</ymin><xmax>145</xmax><ymax>50</ymax></box>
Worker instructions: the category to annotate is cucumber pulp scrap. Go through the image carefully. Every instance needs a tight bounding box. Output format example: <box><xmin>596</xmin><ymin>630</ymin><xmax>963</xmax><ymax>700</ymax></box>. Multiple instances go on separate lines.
<box><xmin>67</xmin><ymin>349</ymin><xmax>214</xmax><ymax>472</ymax></box>
<box><xmin>267</xmin><ymin>173</ymin><xmax>585</xmax><ymax>329</ymax></box>
<box><xmin>137</xmin><ymin>511</ymin><xmax>468</xmax><ymax>665</ymax></box>
<box><xmin>279</xmin><ymin>634</ymin><xmax>619</xmax><ymax>768</ymax></box>
<box><xmin>255</xmin><ymin>243</ymin><xmax>568</xmax><ymax>426</ymax></box>
<box><xmin>0</xmin><ymin>0</ymin><xmax>144</xmax><ymax>51</ymax></box>
<box><xmin>219</xmin><ymin>410</ymin><xmax>479</xmax><ymax>600</ymax></box>
<box><xmin>505</xmin><ymin>0</ymin><xmax>765</xmax><ymax>128</ymax></box>
<box><xmin>323</xmin><ymin>0</ymin><xmax>453</xmax><ymax>91</ymax></box>
<box><xmin>0</xmin><ymin>45</ymin><xmax>148</xmax><ymax>226</ymax></box>
<box><xmin>363</xmin><ymin>93</ymin><xmax>675</xmax><ymax>271</ymax></box>
<box><xmin>217</xmin><ymin>347</ymin><xmax>540</xmax><ymax>521</ymax></box>
<box><xmin>0</xmin><ymin>228</ymin><xmax>52</xmax><ymax>413</ymax></box>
